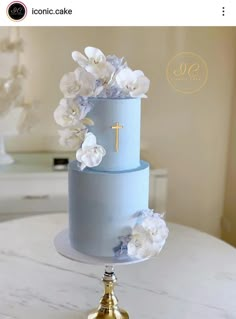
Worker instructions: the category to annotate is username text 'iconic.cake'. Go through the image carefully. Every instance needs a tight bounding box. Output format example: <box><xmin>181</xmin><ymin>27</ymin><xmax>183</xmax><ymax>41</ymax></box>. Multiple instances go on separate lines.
<box><xmin>54</xmin><ymin>46</ymin><xmax>168</xmax><ymax>259</ymax></box>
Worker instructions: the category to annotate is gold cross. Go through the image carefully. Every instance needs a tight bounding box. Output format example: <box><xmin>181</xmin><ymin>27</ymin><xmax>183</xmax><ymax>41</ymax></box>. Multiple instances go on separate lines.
<box><xmin>111</xmin><ymin>122</ymin><xmax>123</xmax><ymax>152</ymax></box>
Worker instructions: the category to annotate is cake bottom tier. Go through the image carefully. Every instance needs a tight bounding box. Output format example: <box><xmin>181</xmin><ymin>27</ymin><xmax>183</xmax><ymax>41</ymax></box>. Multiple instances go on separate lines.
<box><xmin>68</xmin><ymin>160</ymin><xmax>149</xmax><ymax>257</ymax></box>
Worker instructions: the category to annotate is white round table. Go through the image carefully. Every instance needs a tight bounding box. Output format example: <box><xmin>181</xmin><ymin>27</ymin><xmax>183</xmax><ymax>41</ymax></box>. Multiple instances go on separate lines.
<box><xmin>0</xmin><ymin>213</ymin><xmax>235</xmax><ymax>319</ymax></box>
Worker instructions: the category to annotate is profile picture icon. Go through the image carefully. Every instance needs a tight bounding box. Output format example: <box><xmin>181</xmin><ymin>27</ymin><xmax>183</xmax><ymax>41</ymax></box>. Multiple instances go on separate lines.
<box><xmin>7</xmin><ymin>1</ymin><xmax>27</xmax><ymax>21</ymax></box>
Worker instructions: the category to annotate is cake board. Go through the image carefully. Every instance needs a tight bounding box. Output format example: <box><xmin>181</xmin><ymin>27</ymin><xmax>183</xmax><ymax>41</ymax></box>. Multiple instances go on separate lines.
<box><xmin>54</xmin><ymin>229</ymin><xmax>150</xmax><ymax>266</ymax></box>
<box><xmin>54</xmin><ymin>229</ymin><xmax>151</xmax><ymax>319</ymax></box>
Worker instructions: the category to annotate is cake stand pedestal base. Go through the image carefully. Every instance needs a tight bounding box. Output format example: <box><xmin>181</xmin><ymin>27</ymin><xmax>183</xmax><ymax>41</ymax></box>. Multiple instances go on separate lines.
<box><xmin>88</xmin><ymin>265</ymin><xmax>129</xmax><ymax>319</ymax></box>
<box><xmin>54</xmin><ymin>229</ymin><xmax>151</xmax><ymax>319</ymax></box>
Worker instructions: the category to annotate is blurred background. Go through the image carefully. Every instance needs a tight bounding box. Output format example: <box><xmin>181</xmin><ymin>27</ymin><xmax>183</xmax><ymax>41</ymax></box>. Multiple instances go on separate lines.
<box><xmin>0</xmin><ymin>27</ymin><xmax>236</xmax><ymax>246</ymax></box>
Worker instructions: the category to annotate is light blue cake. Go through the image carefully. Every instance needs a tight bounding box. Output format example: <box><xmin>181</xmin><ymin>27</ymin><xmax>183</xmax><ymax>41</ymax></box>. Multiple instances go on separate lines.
<box><xmin>68</xmin><ymin>98</ymin><xmax>150</xmax><ymax>257</ymax></box>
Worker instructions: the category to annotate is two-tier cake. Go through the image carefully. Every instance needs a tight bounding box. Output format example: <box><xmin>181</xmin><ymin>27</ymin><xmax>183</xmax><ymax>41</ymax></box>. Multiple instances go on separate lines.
<box><xmin>54</xmin><ymin>47</ymin><xmax>168</xmax><ymax>260</ymax></box>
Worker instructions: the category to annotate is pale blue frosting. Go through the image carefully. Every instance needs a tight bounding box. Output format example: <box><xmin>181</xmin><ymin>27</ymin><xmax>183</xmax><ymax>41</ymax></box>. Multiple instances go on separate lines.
<box><xmin>68</xmin><ymin>97</ymin><xmax>150</xmax><ymax>258</ymax></box>
<box><xmin>88</xmin><ymin>98</ymin><xmax>141</xmax><ymax>172</ymax></box>
<box><xmin>68</xmin><ymin>160</ymin><xmax>149</xmax><ymax>257</ymax></box>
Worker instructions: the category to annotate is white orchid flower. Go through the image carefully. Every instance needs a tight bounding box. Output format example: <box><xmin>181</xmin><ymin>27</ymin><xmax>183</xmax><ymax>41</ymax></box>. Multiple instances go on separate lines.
<box><xmin>116</xmin><ymin>67</ymin><xmax>150</xmax><ymax>98</ymax></box>
<box><xmin>127</xmin><ymin>225</ymin><xmax>154</xmax><ymax>259</ymax></box>
<box><xmin>54</xmin><ymin>98</ymin><xmax>94</xmax><ymax>128</ymax></box>
<box><xmin>141</xmin><ymin>213</ymin><xmax>169</xmax><ymax>247</ymax></box>
<box><xmin>60</xmin><ymin>68</ymin><xmax>96</xmax><ymax>98</ymax></box>
<box><xmin>76</xmin><ymin>132</ymin><xmax>106</xmax><ymax>170</ymax></box>
<box><xmin>127</xmin><ymin>210</ymin><xmax>168</xmax><ymax>259</ymax></box>
<box><xmin>72</xmin><ymin>47</ymin><xmax>115</xmax><ymax>84</ymax></box>
<box><xmin>58</xmin><ymin>126</ymin><xmax>87</xmax><ymax>149</ymax></box>
<box><xmin>72</xmin><ymin>47</ymin><xmax>106</xmax><ymax>66</ymax></box>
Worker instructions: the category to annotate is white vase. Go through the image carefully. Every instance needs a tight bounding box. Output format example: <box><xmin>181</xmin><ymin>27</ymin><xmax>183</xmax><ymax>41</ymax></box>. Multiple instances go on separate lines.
<box><xmin>0</xmin><ymin>136</ymin><xmax>14</xmax><ymax>165</ymax></box>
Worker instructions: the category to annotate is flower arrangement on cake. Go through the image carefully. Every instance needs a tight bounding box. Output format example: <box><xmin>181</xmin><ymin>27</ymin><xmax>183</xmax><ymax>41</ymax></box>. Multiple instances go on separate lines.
<box><xmin>54</xmin><ymin>46</ymin><xmax>168</xmax><ymax>260</ymax></box>
<box><xmin>114</xmin><ymin>209</ymin><xmax>169</xmax><ymax>259</ymax></box>
<box><xmin>54</xmin><ymin>46</ymin><xmax>150</xmax><ymax>170</ymax></box>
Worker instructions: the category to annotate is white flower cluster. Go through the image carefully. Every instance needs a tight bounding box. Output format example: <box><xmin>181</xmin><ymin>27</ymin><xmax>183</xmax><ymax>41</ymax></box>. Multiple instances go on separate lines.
<box><xmin>0</xmin><ymin>77</ymin><xmax>22</xmax><ymax>116</ymax></box>
<box><xmin>0</xmin><ymin>33</ymin><xmax>38</xmax><ymax>135</ymax></box>
<box><xmin>54</xmin><ymin>46</ymin><xmax>150</xmax><ymax>170</ymax></box>
<box><xmin>71</xmin><ymin>47</ymin><xmax>150</xmax><ymax>98</ymax></box>
<box><xmin>127</xmin><ymin>209</ymin><xmax>169</xmax><ymax>259</ymax></box>
<box><xmin>0</xmin><ymin>38</ymin><xmax>24</xmax><ymax>53</ymax></box>
<box><xmin>0</xmin><ymin>65</ymin><xmax>33</xmax><ymax>124</ymax></box>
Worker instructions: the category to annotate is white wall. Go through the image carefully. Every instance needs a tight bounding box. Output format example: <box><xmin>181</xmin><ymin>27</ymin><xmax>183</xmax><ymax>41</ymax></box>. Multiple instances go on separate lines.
<box><xmin>5</xmin><ymin>27</ymin><xmax>236</xmax><ymax>237</ymax></box>
<box><xmin>223</xmin><ymin>41</ymin><xmax>236</xmax><ymax>245</ymax></box>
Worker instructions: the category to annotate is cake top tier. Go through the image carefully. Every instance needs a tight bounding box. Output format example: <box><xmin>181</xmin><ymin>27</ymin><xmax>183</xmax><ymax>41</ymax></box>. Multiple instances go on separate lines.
<box><xmin>54</xmin><ymin>46</ymin><xmax>150</xmax><ymax>171</ymax></box>
<box><xmin>86</xmin><ymin>97</ymin><xmax>141</xmax><ymax>172</ymax></box>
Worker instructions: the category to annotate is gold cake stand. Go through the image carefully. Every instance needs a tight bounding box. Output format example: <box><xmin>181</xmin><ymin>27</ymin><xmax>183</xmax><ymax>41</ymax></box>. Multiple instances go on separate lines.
<box><xmin>88</xmin><ymin>265</ymin><xmax>129</xmax><ymax>319</ymax></box>
<box><xmin>54</xmin><ymin>229</ymin><xmax>150</xmax><ymax>319</ymax></box>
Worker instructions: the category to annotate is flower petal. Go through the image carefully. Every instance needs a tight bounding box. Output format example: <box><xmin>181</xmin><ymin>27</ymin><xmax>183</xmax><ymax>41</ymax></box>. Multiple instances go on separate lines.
<box><xmin>116</xmin><ymin>67</ymin><xmax>135</xmax><ymax>86</ymax></box>
<box><xmin>130</xmin><ymin>76</ymin><xmax>150</xmax><ymax>97</ymax></box>
<box><xmin>60</xmin><ymin>72</ymin><xmax>80</xmax><ymax>98</ymax></box>
<box><xmin>133</xmin><ymin>70</ymin><xmax>144</xmax><ymax>77</ymax></box>
<box><xmin>85</xmin><ymin>64</ymin><xmax>101</xmax><ymax>79</ymax></box>
<box><xmin>80</xmin><ymin>149</ymin><xmax>103</xmax><ymax>167</ymax></box>
<box><xmin>84</xmin><ymin>47</ymin><xmax>106</xmax><ymax>63</ymax></box>
<box><xmin>97</xmin><ymin>145</ymin><xmax>106</xmax><ymax>156</ymax></box>
<box><xmin>82</xmin><ymin>117</ymin><xmax>94</xmax><ymax>126</ymax></box>
<box><xmin>80</xmin><ymin>162</ymin><xmax>86</xmax><ymax>171</ymax></box>
<box><xmin>82</xmin><ymin>132</ymin><xmax>97</xmax><ymax>149</ymax></box>
<box><xmin>74</xmin><ymin>68</ymin><xmax>96</xmax><ymax>96</ymax></box>
<box><xmin>76</xmin><ymin>97</ymin><xmax>93</xmax><ymax>119</ymax></box>
<box><xmin>72</xmin><ymin>51</ymin><xmax>88</xmax><ymax>67</ymax></box>
<box><xmin>53</xmin><ymin>98</ymin><xmax>81</xmax><ymax>127</ymax></box>
<box><xmin>59</xmin><ymin>127</ymin><xmax>85</xmax><ymax>149</ymax></box>
<box><xmin>76</xmin><ymin>148</ymin><xmax>83</xmax><ymax>161</ymax></box>
<box><xmin>94</xmin><ymin>85</ymin><xmax>104</xmax><ymax>96</ymax></box>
